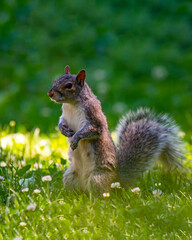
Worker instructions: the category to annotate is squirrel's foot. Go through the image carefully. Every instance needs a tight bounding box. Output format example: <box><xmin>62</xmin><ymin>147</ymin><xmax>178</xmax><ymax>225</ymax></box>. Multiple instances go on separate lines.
<box><xmin>59</xmin><ymin>122</ymin><xmax>75</xmax><ymax>137</ymax></box>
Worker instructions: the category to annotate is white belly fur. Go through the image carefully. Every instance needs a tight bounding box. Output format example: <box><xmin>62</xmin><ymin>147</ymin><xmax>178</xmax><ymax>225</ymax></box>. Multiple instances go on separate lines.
<box><xmin>62</xmin><ymin>103</ymin><xmax>96</xmax><ymax>190</ymax></box>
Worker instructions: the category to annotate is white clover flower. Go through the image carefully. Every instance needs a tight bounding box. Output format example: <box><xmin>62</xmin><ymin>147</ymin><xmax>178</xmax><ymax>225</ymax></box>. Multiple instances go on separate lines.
<box><xmin>22</xmin><ymin>188</ymin><xmax>29</xmax><ymax>193</ymax></box>
<box><xmin>0</xmin><ymin>176</ymin><xmax>4</xmax><ymax>181</ymax></box>
<box><xmin>0</xmin><ymin>162</ymin><xmax>6</xmax><ymax>167</ymax></box>
<box><xmin>111</xmin><ymin>182</ymin><xmax>121</xmax><ymax>189</ymax></box>
<box><xmin>35</xmin><ymin>142</ymin><xmax>51</xmax><ymax>157</ymax></box>
<box><xmin>103</xmin><ymin>192</ymin><xmax>110</xmax><ymax>198</ymax></box>
<box><xmin>27</xmin><ymin>204</ymin><xmax>36</xmax><ymax>211</ymax></box>
<box><xmin>34</xmin><ymin>162</ymin><xmax>43</xmax><ymax>169</ymax></box>
<box><xmin>20</xmin><ymin>160</ymin><xmax>26</xmax><ymax>166</ymax></box>
<box><xmin>19</xmin><ymin>222</ymin><xmax>27</xmax><ymax>227</ymax></box>
<box><xmin>42</xmin><ymin>175</ymin><xmax>52</xmax><ymax>182</ymax></box>
<box><xmin>155</xmin><ymin>183</ymin><xmax>161</xmax><ymax>187</ymax></box>
<box><xmin>13</xmin><ymin>133</ymin><xmax>26</xmax><ymax>144</ymax></box>
<box><xmin>13</xmin><ymin>237</ymin><xmax>22</xmax><ymax>240</ymax></box>
<box><xmin>1</xmin><ymin>133</ymin><xmax>26</xmax><ymax>149</ymax></box>
<box><xmin>33</xmin><ymin>189</ymin><xmax>41</xmax><ymax>194</ymax></box>
<box><xmin>39</xmin><ymin>139</ymin><xmax>47</xmax><ymax>147</ymax></box>
<box><xmin>152</xmin><ymin>189</ymin><xmax>163</xmax><ymax>198</ymax></box>
<box><xmin>131</xmin><ymin>187</ymin><xmax>141</xmax><ymax>195</ymax></box>
<box><xmin>0</xmin><ymin>135</ymin><xmax>13</xmax><ymax>149</ymax></box>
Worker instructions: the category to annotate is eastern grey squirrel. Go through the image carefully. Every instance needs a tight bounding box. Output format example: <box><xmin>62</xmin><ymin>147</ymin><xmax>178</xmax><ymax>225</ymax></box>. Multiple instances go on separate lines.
<box><xmin>48</xmin><ymin>65</ymin><xmax>184</xmax><ymax>194</ymax></box>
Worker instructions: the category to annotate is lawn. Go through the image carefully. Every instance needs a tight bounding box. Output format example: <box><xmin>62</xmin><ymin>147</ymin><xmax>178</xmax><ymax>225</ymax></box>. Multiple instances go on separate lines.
<box><xmin>1</xmin><ymin>0</ymin><xmax>192</xmax><ymax>239</ymax></box>
<box><xmin>0</xmin><ymin>122</ymin><xmax>192</xmax><ymax>240</ymax></box>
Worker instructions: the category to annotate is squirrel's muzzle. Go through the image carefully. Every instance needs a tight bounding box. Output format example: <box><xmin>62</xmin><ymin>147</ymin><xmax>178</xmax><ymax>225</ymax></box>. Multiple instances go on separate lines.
<box><xmin>48</xmin><ymin>89</ymin><xmax>54</xmax><ymax>98</ymax></box>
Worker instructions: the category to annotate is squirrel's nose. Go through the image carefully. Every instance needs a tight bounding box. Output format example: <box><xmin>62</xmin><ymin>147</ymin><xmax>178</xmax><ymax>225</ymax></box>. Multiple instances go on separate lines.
<box><xmin>48</xmin><ymin>90</ymin><xmax>54</xmax><ymax>98</ymax></box>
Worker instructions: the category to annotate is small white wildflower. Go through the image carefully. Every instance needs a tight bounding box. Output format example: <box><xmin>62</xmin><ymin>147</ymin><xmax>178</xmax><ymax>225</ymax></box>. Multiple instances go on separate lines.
<box><xmin>0</xmin><ymin>162</ymin><xmax>6</xmax><ymax>167</ymax></box>
<box><xmin>155</xmin><ymin>183</ymin><xmax>161</xmax><ymax>187</ymax></box>
<box><xmin>34</xmin><ymin>162</ymin><xmax>38</xmax><ymax>168</ymax></box>
<box><xmin>35</xmin><ymin>144</ymin><xmax>51</xmax><ymax>157</ymax></box>
<box><xmin>0</xmin><ymin>176</ymin><xmax>4</xmax><ymax>181</ymax></box>
<box><xmin>20</xmin><ymin>160</ymin><xmax>26</xmax><ymax>166</ymax></box>
<box><xmin>1</xmin><ymin>135</ymin><xmax>13</xmax><ymax>149</ymax></box>
<box><xmin>39</xmin><ymin>139</ymin><xmax>47</xmax><ymax>147</ymax></box>
<box><xmin>103</xmin><ymin>192</ymin><xmax>110</xmax><ymax>198</ymax></box>
<box><xmin>149</xmin><ymin>223</ymin><xmax>154</xmax><ymax>228</ymax></box>
<box><xmin>33</xmin><ymin>189</ymin><xmax>41</xmax><ymax>194</ymax></box>
<box><xmin>34</xmin><ymin>163</ymin><xmax>43</xmax><ymax>169</ymax></box>
<box><xmin>13</xmin><ymin>237</ymin><xmax>22</xmax><ymax>240</ymax></box>
<box><xmin>152</xmin><ymin>189</ymin><xmax>163</xmax><ymax>198</ymax></box>
<box><xmin>111</xmin><ymin>182</ymin><xmax>121</xmax><ymax>189</ymax></box>
<box><xmin>42</xmin><ymin>175</ymin><xmax>52</xmax><ymax>182</ymax></box>
<box><xmin>131</xmin><ymin>187</ymin><xmax>141</xmax><ymax>195</ymax></box>
<box><xmin>13</xmin><ymin>133</ymin><xmax>26</xmax><ymax>144</ymax></box>
<box><xmin>27</xmin><ymin>204</ymin><xmax>36</xmax><ymax>211</ymax></box>
<box><xmin>19</xmin><ymin>222</ymin><xmax>27</xmax><ymax>227</ymax></box>
<box><xmin>22</xmin><ymin>188</ymin><xmax>29</xmax><ymax>193</ymax></box>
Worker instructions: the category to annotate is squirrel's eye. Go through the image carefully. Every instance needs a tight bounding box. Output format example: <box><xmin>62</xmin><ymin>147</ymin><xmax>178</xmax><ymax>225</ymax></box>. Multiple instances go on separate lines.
<box><xmin>65</xmin><ymin>83</ymin><xmax>72</xmax><ymax>89</ymax></box>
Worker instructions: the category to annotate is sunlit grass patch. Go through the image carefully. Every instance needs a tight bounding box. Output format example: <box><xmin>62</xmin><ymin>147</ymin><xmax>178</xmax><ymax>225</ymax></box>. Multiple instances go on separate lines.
<box><xmin>0</xmin><ymin>125</ymin><xmax>192</xmax><ymax>239</ymax></box>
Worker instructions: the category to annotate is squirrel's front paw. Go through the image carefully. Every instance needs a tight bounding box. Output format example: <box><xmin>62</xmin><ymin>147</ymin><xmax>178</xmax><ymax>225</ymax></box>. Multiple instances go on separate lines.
<box><xmin>70</xmin><ymin>136</ymin><xmax>79</xmax><ymax>150</ymax></box>
<box><xmin>59</xmin><ymin>123</ymin><xmax>74</xmax><ymax>137</ymax></box>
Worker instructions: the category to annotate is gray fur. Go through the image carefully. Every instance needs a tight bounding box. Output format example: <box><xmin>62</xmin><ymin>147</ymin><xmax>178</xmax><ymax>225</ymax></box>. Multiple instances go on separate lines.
<box><xmin>116</xmin><ymin>108</ymin><xmax>185</xmax><ymax>187</ymax></box>
<box><xmin>48</xmin><ymin>66</ymin><xmax>185</xmax><ymax>193</ymax></box>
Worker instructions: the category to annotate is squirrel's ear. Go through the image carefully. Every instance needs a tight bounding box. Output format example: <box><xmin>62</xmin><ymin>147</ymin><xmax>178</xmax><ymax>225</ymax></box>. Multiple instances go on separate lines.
<box><xmin>64</xmin><ymin>65</ymin><xmax>70</xmax><ymax>74</ymax></box>
<box><xmin>76</xmin><ymin>70</ymin><xmax>86</xmax><ymax>86</ymax></box>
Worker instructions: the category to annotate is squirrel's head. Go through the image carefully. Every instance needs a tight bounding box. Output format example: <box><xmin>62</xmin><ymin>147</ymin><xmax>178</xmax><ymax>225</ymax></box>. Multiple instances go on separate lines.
<box><xmin>48</xmin><ymin>65</ymin><xmax>86</xmax><ymax>103</ymax></box>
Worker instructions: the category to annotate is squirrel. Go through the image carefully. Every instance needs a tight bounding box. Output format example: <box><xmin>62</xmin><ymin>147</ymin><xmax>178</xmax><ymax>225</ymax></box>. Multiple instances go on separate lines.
<box><xmin>48</xmin><ymin>65</ymin><xmax>185</xmax><ymax>194</ymax></box>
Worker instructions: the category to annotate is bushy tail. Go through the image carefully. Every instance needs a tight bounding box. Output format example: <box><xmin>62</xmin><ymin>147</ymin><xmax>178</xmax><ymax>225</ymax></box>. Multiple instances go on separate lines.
<box><xmin>116</xmin><ymin>108</ymin><xmax>185</xmax><ymax>187</ymax></box>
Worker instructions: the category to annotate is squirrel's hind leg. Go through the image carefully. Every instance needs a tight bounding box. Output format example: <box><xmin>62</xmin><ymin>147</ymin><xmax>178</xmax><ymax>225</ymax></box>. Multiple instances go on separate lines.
<box><xmin>87</xmin><ymin>170</ymin><xmax>117</xmax><ymax>195</ymax></box>
<box><xmin>63</xmin><ymin>166</ymin><xmax>80</xmax><ymax>191</ymax></box>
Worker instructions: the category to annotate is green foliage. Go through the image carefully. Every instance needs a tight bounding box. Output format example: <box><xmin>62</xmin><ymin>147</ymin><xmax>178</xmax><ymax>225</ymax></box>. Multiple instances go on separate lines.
<box><xmin>0</xmin><ymin>0</ymin><xmax>192</xmax><ymax>134</ymax></box>
<box><xmin>0</xmin><ymin>127</ymin><xmax>192</xmax><ymax>239</ymax></box>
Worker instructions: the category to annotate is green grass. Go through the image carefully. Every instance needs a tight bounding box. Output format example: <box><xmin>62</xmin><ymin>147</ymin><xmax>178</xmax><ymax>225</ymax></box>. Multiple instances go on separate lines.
<box><xmin>0</xmin><ymin>122</ymin><xmax>192</xmax><ymax>240</ymax></box>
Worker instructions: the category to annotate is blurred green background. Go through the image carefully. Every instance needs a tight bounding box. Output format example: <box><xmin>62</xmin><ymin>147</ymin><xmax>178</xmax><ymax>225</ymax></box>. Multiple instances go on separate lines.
<box><xmin>0</xmin><ymin>0</ymin><xmax>192</xmax><ymax>135</ymax></box>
